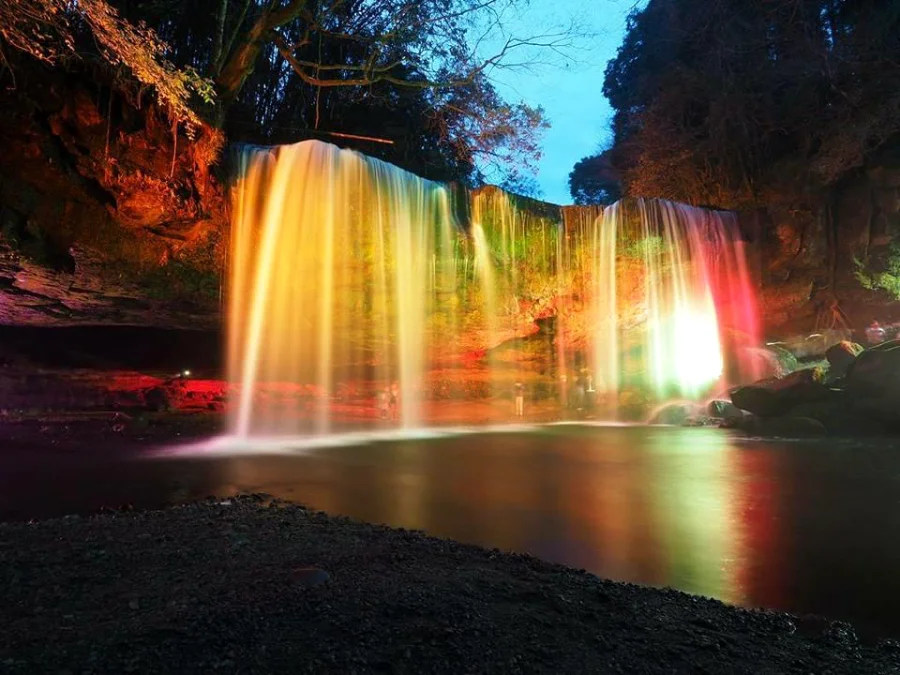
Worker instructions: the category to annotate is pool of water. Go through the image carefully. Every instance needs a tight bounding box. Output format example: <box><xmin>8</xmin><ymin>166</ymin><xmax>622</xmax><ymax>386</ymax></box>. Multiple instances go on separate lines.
<box><xmin>3</xmin><ymin>423</ymin><xmax>900</xmax><ymax>637</ymax></box>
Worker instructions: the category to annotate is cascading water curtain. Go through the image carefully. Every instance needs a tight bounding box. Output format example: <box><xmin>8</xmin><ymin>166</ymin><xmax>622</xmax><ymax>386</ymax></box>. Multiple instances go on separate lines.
<box><xmin>227</xmin><ymin>140</ymin><xmax>761</xmax><ymax>433</ymax></box>
<box><xmin>586</xmin><ymin>198</ymin><xmax>761</xmax><ymax>412</ymax></box>
<box><xmin>228</xmin><ymin>140</ymin><xmax>459</xmax><ymax>437</ymax></box>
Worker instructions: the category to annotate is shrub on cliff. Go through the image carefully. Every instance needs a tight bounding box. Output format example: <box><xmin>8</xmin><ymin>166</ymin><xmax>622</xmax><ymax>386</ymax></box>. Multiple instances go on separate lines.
<box><xmin>855</xmin><ymin>243</ymin><xmax>900</xmax><ymax>299</ymax></box>
<box><xmin>0</xmin><ymin>0</ymin><xmax>214</xmax><ymax>127</ymax></box>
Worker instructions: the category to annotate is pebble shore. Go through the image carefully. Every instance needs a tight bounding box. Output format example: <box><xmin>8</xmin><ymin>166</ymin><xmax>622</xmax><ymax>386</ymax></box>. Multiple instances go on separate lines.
<box><xmin>2</xmin><ymin>496</ymin><xmax>899</xmax><ymax>674</ymax></box>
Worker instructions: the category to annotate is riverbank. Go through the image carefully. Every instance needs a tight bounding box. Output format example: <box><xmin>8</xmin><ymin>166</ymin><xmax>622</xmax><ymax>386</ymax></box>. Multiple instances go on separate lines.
<box><xmin>2</xmin><ymin>496</ymin><xmax>898</xmax><ymax>674</ymax></box>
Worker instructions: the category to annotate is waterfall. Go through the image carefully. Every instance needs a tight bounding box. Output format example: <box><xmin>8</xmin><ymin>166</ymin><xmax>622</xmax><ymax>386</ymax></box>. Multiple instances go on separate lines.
<box><xmin>229</xmin><ymin>140</ymin><xmax>760</xmax><ymax>435</ymax></box>
<box><xmin>229</xmin><ymin>141</ymin><xmax>460</xmax><ymax>436</ymax></box>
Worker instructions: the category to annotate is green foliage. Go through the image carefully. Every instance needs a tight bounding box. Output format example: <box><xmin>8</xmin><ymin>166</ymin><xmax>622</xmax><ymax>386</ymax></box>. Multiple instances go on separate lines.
<box><xmin>0</xmin><ymin>0</ymin><xmax>215</xmax><ymax>126</ymax></box>
<box><xmin>855</xmin><ymin>244</ymin><xmax>900</xmax><ymax>299</ymax></box>
<box><xmin>621</xmin><ymin>235</ymin><xmax>664</xmax><ymax>261</ymax></box>
<box><xmin>767</xmin><ymin>344</ymin><xmax>799</xmax><ymax>376</ymax></box>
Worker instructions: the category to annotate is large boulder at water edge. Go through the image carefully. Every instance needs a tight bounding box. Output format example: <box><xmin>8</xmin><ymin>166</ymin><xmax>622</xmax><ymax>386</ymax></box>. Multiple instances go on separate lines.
<box><xmin>729</xmin><ymin>368</ymin><xmax>829</xmax><ymax>417</ymax></box>
<box><xmin>706</xmin><ymin>399</ymin><xmax>744</xmax><ymax>422</ymax></box>
<box><xmin>785</xmin><ymin>394</ymin><xmax>879</xmax><ymax>435</ymax></box>
<box><xmin>845</xmin><ymin>339</ymin><xmax>900</xmax><ymax>395</ymax></box>
<box><xmin>825</xmin><ymin>340</ymin><xmax>864</xmax><ymax>379</ymax></box>
<box><xmin>838</xmin><ymin>340</ymin><xmax>900</xmax><ymax>430</ymax></box>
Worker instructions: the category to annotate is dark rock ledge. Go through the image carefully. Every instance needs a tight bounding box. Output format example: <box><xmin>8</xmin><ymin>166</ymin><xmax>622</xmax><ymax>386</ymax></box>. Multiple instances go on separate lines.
<box><xmin>1</xmin><ymin>496</ymin><xmax>899</xmax><ymax>674</ymax></box>
<box><xmin>728</xmin><ymin>339</ymin><xmax>900</xmax><ymax>437</ymax></box>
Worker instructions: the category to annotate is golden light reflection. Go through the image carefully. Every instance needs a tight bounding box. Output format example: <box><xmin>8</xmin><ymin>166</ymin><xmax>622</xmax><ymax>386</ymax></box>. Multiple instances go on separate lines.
<box><xmin>203</xmin><ymin>427</ymin><xmax>783</xmax><ymax>615</ymax></box>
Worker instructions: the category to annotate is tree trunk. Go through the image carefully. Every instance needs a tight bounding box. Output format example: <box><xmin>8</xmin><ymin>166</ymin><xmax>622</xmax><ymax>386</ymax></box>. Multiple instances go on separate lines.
<box><xmin>215</xmin><ymin>0</ymin><xmax>309</xmax><ymax>105</ymax></box>
<box><xmin>209</xmin><ymin>0</ymin><xmax>228</xmax><ymax>77</ymax></box>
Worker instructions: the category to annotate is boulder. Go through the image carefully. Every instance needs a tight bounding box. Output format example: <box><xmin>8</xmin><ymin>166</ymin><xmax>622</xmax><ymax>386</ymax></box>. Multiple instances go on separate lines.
<box><xmin>845</xmin><ymin>340</ymin><xmax>900</xmax><ymax>395</ymax></box>
<box><xmin>729</xmin><ymin>368</ymin><xmax>829</xmax><ymax>417</ymax></box>
<box><xmin>706</xmin><ymin>399</ymin><xmax>744</xmax><ymax>421</ymax></box>
<box><xmin>825</xmin><ymin>340</ymin><xmax>864</xmax><ymax>379</ymax></box>
<box><xmin>848</xmin><ymin>396</ymin><xmax>900</xmax><ymax>431</ymax></box>
<box><xmin>785</xmin><ymin>395</ymin><xmax>879</xmax><ymax>435</ymax></box>
<box><xmin>143</xmin><ymin>387</ymin><xmax>171</xmax><ymax>412</ymax></box>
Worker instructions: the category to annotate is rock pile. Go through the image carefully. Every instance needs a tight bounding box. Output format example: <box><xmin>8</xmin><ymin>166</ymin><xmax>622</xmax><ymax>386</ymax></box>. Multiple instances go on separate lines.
<box><xmin>728</xmin><ymin>339</ymin><xmax>900</xmax><ymax>436</ymax></box>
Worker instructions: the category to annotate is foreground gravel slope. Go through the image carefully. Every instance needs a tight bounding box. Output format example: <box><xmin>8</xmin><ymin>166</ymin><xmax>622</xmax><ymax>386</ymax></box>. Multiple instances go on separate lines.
<box><xmin>2</xmin><ymin>496</ymin><xmax>899</xmax><ymax>674</ymax></box>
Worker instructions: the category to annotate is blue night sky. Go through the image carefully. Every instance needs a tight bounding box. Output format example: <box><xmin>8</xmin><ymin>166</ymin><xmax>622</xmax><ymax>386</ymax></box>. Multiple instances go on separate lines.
<box><xmin>483</xmin><ymin>0</ymin><xmax>643</xmax><ymax>204</ymax></box>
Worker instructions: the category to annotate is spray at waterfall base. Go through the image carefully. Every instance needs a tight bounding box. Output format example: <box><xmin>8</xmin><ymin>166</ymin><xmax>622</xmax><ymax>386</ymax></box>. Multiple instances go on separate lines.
<box><xmin>227</xmin><ymin>141</ymin><xmax>762</xmax><ymax>436</ymax></box>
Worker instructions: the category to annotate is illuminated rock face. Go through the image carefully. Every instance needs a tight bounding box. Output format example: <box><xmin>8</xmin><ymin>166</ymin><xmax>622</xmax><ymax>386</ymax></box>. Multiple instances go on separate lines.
<box><xmin>229</xmin><ymin>141</ymin><xmax>762</xmax><ymax>433</ymax></box>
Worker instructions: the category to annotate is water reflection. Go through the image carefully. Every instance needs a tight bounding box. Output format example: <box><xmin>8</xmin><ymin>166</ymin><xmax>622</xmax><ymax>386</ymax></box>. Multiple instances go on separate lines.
<box><xmin>3</xmin><ymin>426</ymin><xmax>900</xmax><ymax>636</ymax></box>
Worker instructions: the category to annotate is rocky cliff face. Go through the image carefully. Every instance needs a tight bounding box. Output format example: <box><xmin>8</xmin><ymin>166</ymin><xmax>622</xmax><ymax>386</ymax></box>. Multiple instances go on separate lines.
<box><xmin>0</xmin><ymin>61</ymin><xmax>225</xmax><ymax>328</ymax></box>
<box><xmin>744</xmin><ymin>140</ymin><xmax>900</xmax><ymax>338</ymax></box>
<box><xmin>3</xmin><ymin>59</ymin><xmax>899</xmax><ymax>343</ymax></box>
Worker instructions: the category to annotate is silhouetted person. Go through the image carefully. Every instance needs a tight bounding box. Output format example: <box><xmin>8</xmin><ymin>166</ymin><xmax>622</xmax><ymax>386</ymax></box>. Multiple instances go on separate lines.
<box><xmin>389</xmin><ymin>382</ymin><xmax>399</xmax><ymax>421</ymax></box>
<box><xmin>514</xmin><ymin>382</ymin><xmax>525</xmax><ymax>418</ymax></box>
<box><xmin>60</xmin><ymin>245</ymin><xmax>77</xmax><ymax>291</ymax></box>
<box><xmin>378</xmin><ymin>388</ymin><xmax>390</xmax><ymax>420</ymax></box>
<box><xmin>573</xmin><ymin>377</ymin><xmax>585</xmax><ymax>412</ymax></box>
<box><xmin>559</xmin><ymin>372</ymin><xmax>568</xmax><ymax>411</ymax></box>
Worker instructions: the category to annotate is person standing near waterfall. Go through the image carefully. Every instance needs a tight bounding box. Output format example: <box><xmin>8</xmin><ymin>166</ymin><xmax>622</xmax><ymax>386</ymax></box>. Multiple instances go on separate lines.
<box><xmin>514</xmin><ymin>381</ymin><xmax>525</xmax><ymax>418</ymax></box>
<box><xmin>559</xmin><ymin>372</ymin><xmax>569</xmax><ymax>411</ymax></box>
<box><xmin>378</xmin><ymin>387</ymin><xmax>390</xmax><ymax>421</ymax></box>
<box><xmin>389</xmin><ymin>382</ymin><xmax>399</xmax><ymax>421</ymax></box>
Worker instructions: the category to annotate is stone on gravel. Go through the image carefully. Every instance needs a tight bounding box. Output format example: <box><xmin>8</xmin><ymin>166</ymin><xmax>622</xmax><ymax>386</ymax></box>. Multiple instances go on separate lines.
<box><xmin>292</xmin><ymin>567</ymin><xmax>330</xmax><ymax>588</ymax></box>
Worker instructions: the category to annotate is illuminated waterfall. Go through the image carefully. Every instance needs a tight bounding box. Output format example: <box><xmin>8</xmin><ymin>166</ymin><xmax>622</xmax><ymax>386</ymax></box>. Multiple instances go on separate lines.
<box><xmin>229</xmin><ymin>140</ymin><xmax>761</xmax><ymax>434</ymax></box>
<box><xmin>229</xmin><ymin>141</ymin><xmax>460</xmax><ymax>436</ymax></box>
<box><xmin>586</xmin><ymin>199</ymin><xmax>759</xmax><ymax>409</ymax></box>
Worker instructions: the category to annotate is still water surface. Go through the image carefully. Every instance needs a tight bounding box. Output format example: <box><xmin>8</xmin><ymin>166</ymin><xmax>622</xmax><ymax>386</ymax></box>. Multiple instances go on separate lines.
<box><xmin>3</xmin><ymin>424</ymin><xmax>900</xmax><ymax>637</ymax></box>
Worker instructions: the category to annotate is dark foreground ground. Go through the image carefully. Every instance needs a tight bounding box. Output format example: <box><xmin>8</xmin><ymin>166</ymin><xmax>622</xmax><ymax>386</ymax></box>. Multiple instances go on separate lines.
<box><xmin>2</xmin><ymin>497</ymin><xmax>899</xmax><ymax>675</ymax></box>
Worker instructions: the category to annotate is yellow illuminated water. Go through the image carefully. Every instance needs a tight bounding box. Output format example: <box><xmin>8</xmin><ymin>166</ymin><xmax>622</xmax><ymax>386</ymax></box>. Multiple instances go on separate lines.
<box><xmin>229</xmin><ymin>141</ymin><xmax>460</xmax><ymax>436</ymax></box>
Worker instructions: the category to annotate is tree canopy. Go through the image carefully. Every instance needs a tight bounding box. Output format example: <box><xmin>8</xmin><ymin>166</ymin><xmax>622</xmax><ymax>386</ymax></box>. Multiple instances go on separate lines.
<box><xmin>0</xmin><ymin>0</ymin><xmax>577</xmax><ymax>187</ymax></box>
<box><xmin>568</xmin><ymin>151</ymin><xmax>620</xmax><ymax>205</ymax></box>
<box><xmin>0</xmin><ymin>0</ymin><xmax>213</xmax><ymax>125</ymax></box>
<box><xmin>108</xmin><ymin>0</ymin><xmax>570</xmax><ymax>185</ymax></box>
<box><xmin>579</xmin><ymin>0</ymin><xmax>900</xmax><ymax>210</ymax></box>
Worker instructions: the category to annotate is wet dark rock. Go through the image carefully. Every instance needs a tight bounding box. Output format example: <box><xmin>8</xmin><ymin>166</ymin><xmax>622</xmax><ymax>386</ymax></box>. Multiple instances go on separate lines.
<box><xmin>824</xmin><ymin>621</ymin><xmax>858</xmax><ymax>644</ymax></box>
<box><xmin>846</xmin><ymin>339</ymin><xmax>900</xmax><ymax>396</ymax></box>
<box><xmin>743</xmin><ymin>415</ymin><xmax>828</xmax><ymax>438</ymax></box>
<box><xmin>706</xmin><ymin>399</ymin><xmax>743</xmax><ymax>422</ymax></box>
<box><xmin>726</xmin><ymin>339</ymin><xmax>900</xmax><ymax>436</ymax></box>
<box><xmin>143</xmin><ymin>387</ymin><xmax>171</xmax><ymax>413</ymax></box>
<box><xmin>825</xmin><ymin>340</ymin><xmax>864</xmax><ymax>379</ymax></box>
<box><xmin>729</xmin><ymin>368</ymin><xmax>828</xmax><ymax>417</ymax></box>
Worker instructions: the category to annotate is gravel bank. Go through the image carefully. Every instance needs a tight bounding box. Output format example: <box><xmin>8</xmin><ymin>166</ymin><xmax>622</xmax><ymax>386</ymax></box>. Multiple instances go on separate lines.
<box><xmin>2</xmin><ymin>496</ymin><xmax>899</xmax><ymax>674</ymax></box>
